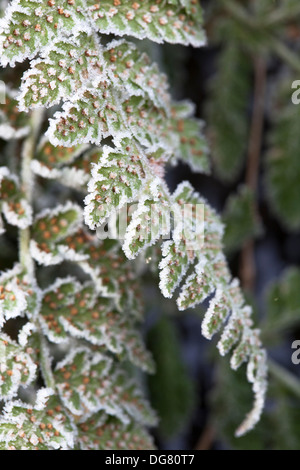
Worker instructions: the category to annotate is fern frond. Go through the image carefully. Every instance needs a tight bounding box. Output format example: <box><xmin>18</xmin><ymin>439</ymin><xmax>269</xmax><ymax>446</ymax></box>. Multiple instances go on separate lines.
<box><xmin>39</xmin><ymin>278</ymin><xmax>153</xmax><ymax>372</ymax></box>
<box><xmin>85</xmin><ymin>0</ymin><xmax>205</xmax><ymax>47</ymax></box>
<box><xmin>77</xmin><ymin>411</ymin><xmax>155</xmax><ymax>450</ymax></box>
<box><xmin>54</xmin><ymin>347</ymin><xmax>157</xmax><ymax>424</ymax></box>
<box><xmin>206</xmin><ymin>41</ymin><xmax>251</xmax><ymax>182</ymax></box>
<box><xmin>0</xmin><ymin>166</ymin><xmax>33</xmax><ymax>229</ymax></box>
<box><xmin>266</xmin><ymin>87</ymin><xmax>300</xmax><ymax>230</ymax></box>
<box><xmin>30</xmin><ymin>202</ymin><xmax>83</xmax><ymax>265</ymax></box>
<box><xmin>0</xmin><ymin>389</ymin><xmax>75</xmax><ymax>450</ymax></box>
<box><xmin>0</xmin><ymin>264</ymin><xmax>38</xmax><ymax>326</ymax></box>
<box><xmin>0</xmin><ymin>333</ymin><xmax>37</xmax><ymax>400</ymax></box>
<box><xmin>0</xmin><ymin>0</ymin><xmax>268</xmax><ymax>446</ymax></box>
<box><xmin>0</xmin><ymin>88</ymin><xmax>29</xmax><ymax>139</ymax></box>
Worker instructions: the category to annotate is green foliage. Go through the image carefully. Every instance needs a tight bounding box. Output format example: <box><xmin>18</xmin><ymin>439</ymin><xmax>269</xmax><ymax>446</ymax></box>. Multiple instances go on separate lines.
<box><xmin>263</xmin><ymin>267</ymin><xmax>300</xmax><ymax>339</ymax></box>
<box><xmin>212</xmin><ymin>361</ymin><xmax>300</xmax><ymax>451</ymax></box>
<box><xmin>147</xmin><ymin>316</ymin><xmax>195</xmax><ymax>439</ymax></box>
<box><xmin>0</xmin><ymin>390</ymin><xmax>75</xmax><ymax>450</ymax></box>
<box><xmin>223</xmin><ymin>186</ymin><xmax>263</xmax><ymax>253</ymax></box>
<box><xmin>0</xmin><ymin>167</ymin><xmax>33</xmax><ymax>230</ymax></box>
<box><xmin>0</xmin><ymin>332</ymin><xmax>37</xmax><ymax>399</ymax></box>
<box><xmin>0</xmin><ymin>0</ymin><xmax>269</xmax><ymax>450</ymax></box>
<box><xmin>206</xmin><ymin>41</ymin><xmax>251</xmax><ymax>182</ymax></box>
<box><xmin>77</xmin><ymin>412</ymin><xmax>155</xmax><ymax>451</ymax></box>
<box><xmin>266</xmin><ymin>85</ymin><xmax>300</xmax><ymax>230</ymax></box>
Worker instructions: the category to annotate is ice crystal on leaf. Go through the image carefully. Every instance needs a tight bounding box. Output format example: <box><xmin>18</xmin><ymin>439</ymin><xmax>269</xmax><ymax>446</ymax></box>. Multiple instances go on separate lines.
<box><xmin>0</xmin><ymin>333</ymin><xmax>37</xmax><ymax>400</ymax></box>
<box><xmin>77</xmin><ymin>411</ymin><xmax>155</xmax><ymax>450</ymax></box>
<box><xmin>54</xmin><ymin>348</ymin><xmax>157</xmax><ymax>424</ymax></box>
<box><xmin>0</xmin><ymin>389</ymin><xmax>75</xmax><ymax>450</ymax></box>
<box><xmin>0</xmin><ymin>167</ymin><xmax>33</xmax><ymax>229</ymax></box>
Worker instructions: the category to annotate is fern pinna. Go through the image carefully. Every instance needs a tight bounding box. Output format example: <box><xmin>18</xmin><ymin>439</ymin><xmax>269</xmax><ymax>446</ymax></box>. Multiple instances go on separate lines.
<box><xmin>0</xmin><ymin>0</ymin><xmax>267</xmax><ymax>449</ymax></box>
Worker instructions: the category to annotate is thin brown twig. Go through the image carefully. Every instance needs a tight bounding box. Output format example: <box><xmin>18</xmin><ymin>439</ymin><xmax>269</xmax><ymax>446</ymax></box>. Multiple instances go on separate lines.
<box><xmin>194</xmin><ymin>423</ymin><xmax>215</xmax><ymax>450</ymax></box>
<box><xmin>240</xmin><ymin>56</ymin><xmax>266</xmax><ymax>292</ymax></box>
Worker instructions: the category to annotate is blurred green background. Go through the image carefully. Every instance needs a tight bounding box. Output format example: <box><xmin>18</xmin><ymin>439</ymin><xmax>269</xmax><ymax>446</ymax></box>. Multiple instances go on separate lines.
<box><xmin>143</xmin><ymin>0</ymin><xmax>300</xmax><ymax>450</ymax></box>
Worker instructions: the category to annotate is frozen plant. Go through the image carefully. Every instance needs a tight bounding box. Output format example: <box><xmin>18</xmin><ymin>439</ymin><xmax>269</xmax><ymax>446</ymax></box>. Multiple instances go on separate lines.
<box><xmin>0</xmin><ymin>0</ymin><xmax>267</xmax><ymax>449</ymax></box>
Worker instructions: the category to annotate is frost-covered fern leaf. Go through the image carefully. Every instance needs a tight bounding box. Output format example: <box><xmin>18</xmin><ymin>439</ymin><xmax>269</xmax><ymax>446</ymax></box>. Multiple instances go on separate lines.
<box><xmin>0</xmin><ymin>333</ymin><xmax>37</xmax><ymax>400</ymax></box>
<box><xmin>77</xmin><ymin>411</ymin><xmax>155</xmax><ymax>450</ymax></box>
<box><xmin>39</xmin><ymin>278</ymin><xmax>153</xmax><ymax>372</ymax></box>
<box><xmin>0</xmin><ymin>88</ymin><xmax>29</xmax><ymax>140</ymax></box>
<box><xmin>85</xmin><ymin>143</ymin><xmax>147</xmax><ymax>229</ymax></box>
<box><xmin>86</xmin><ymin>0</ymin><xmax>205</xmax><ymax>47</ymax></box>
<box><xmin>35</xmin><ymin>137</ymin><xmax>87</xmax><ymax>169</ymax></box>
<box><xmin>160</xmin><ymin>182</ymin><xmax>267</xmax><ymax>437</ymax></box>
<box><xmin>30</xmin><ymin>202</ymin><xmax>82</xmax><ymax>265</ymax></box>
<box><xmin>103</xmin><ymin>39</ymin><xmax>170</xmax><ymax>110</ymax></box>
<box><xmin>47</xmin><ymin>89</ymin><xmax>171</xmax><ymax>149</ymax></box>
<box><xmin>0</xmin><ymin>389</ymin><xmax>75</xmax><ymax>450</ymax></box>
<box><xmin>0</xmin><ymin>0</ymin><xmax>205</xmax><ymax>69</ymax></box>
<box><xmin>170</xmin><ymin>102</ymin><xmax>210</xmax><ymax>174</ymax></box>
<box><xmin>0</xmin><ymin>0</ymin><xmax>87</xmax><ymax>67</ymax></box>
<box><xmin>0</xmin><ymin>167</ymin><xmax>33</xmax><ymax>229</ymax></box>
<box><xmin>20</xmin><ymin>35</ymin><xmax>170</xmax><ymax>112</ymax></box>
<box><xmin>31</xmin><ymin>139</ymin><xmax>91</xmax><ymax>188</ymax></box>
<box><xmin>54</xmin><ymin>348</ymin><xmax>157</xmax><ymax>425</ymax></box>
<box><xmin>0</xmin><ymin>2</ymin><xmax>209</xmax><ymax>178</ymax></box>
<box><xmin>122</xmin><ymin>179</ymin><xmax>171</xmax><ymax>260</ymax></box>
<box><xmin>87</xmin><ymin>171</ymin><xmax>267</xmax><ymax>436</ymax></box>
<box><xmin>0</xmin><ymin>264</ymin><xmax>41</xmax><ymax>327</ymax></box>
<box><xmin>0</xmin><ymin>266</ymin><xmax>27</xmax><ymax>326</ymax></box>
<box><xmin>18</xmin><ymin>32</ymin><xmax>98</xmax><ymax>110</ymax></box>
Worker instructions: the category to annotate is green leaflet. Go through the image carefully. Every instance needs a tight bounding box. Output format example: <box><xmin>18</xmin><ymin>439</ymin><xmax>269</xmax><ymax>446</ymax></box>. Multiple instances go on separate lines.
<box><xmin>207</xmin><ymin>41</ymin><xmax>251</xmax><ymax>182</ymax></box>
<box><xmin>0</xmin><ymin>333</ymin><xmax>37</xmax><ymax>400</ymax></box>
<box><xmin>54</xmin><ymin>348</ymin><xmax>157</xmax><ymax>425</ymax></box>
<box><xmin>223</xmin><ymin>185</ymin><xmax>263</xmax><ymax>254</ymax></box>
<box><xmin>0</xmin><ymin>389</ymin><xmax>75</xmax><ymax>450</ymax></box>
<box><xmin>0</xmin><ymin>0</ymin><xmax>87</xmax><ymax>67</ymax></box>
<box><xmin>170</xmin><ymin>102</ymin><xmax>210</xmax><ymax>174</ymax></box>
<box><xmin>86</xmin><ymin>0</ymin><xmax>205</xmax><ymax>47</ymax></box>
<box><xmin>0</xmin><ymin>264</ymin><xmax>40</xmax><ymax>327</ymax></box>
<box><xmin>35</xmin><ymin>138</ymin><xmax>87</xmax><ymax>168</ymax></box>
<box><xmin>147</xmin><ymin>316</ymin><xmax>195</xmax><ymax>439</ymax></box>
<box><xmin>0</xmin><ymin>166</ymin><xmax>33</xmax><ymax>229</ymax></box>
<box><xmin>39</xmin><ymin>278</ymin><xmax>154</xmax><ymax>372</ymax></box>
<box><xmin>0</xmin><ymin>89</ymin><xmax>29</xmax><ymax>139</ymax></box>
<box><xmin>30</xmin><ymin>202</ymin><xmax>83</xmax><ymax>265</ymax></box>
<box><xmin>266</xmin><ymin>96</ymin><xmax>300</xmax><ymax>230</ymax></box>
<box><xmin>263</xmin><ymin>267</ymin><xmax>300</xmax><ymax>338</ymax></box>
<box><xmin>77</xmin><ymin>411</ymin><xmax>155</xmax><ymax>450</ymax></box>
<box><xmin>84</xmin><ymin>143</ymin><xmax>147</xmax><ymax>230</ymax></box>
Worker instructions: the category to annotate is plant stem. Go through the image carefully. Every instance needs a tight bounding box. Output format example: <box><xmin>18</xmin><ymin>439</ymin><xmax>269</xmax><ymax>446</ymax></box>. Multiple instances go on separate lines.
<box><xmin>265</xmin><ymin>6</ymin><xmax>300</xmax><ymax>28</ymax></box>
<box><xmin>40</xmin><ymin>336</ymin><xmax>56</xmax><ymax>390</ymax></box>
<box><xmin>219</xmin><ymin>0</ymin><xmax>257</xmax><ymax>29</ymax></box>
<box><xmin>220</xmin><ymin>0</ymin><xmax>300</xmax><ymax>73</ymax></box>
<box><xmin>240</xmin><ymin>56</ymin><xmax>266</xmax><ymax>292</ymax></box>
<box><xmin>221</xmin><ymin>0</ymin><xmax>300</xmax><ymax>29</ymax></box>
<box><xmin>19</xmin><ymin>108</ymin><xmax>43</xmax><ymax>277</ymax></box>
<box><xmin>269</xmin><ymin>36</ymin><xmax>300</xmax><ymax>74</ymax></box>
<box><xmin>19</xmin><ymin>109</ymin><xmax>55</xmax><ymax>389</ymax></box>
